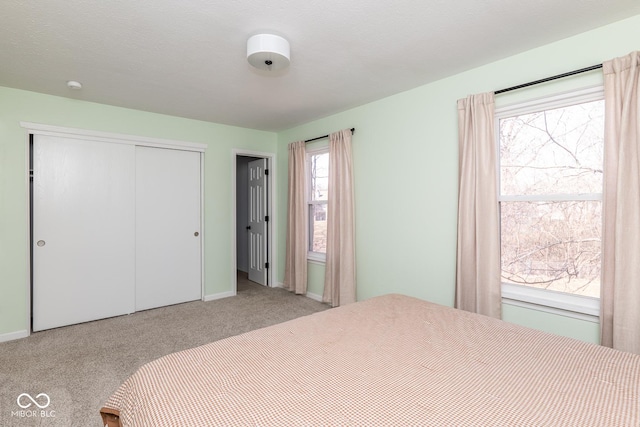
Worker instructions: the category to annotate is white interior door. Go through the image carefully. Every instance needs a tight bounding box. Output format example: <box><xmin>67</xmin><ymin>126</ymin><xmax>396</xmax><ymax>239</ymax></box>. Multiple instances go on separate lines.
<box><xmin>32</xmin><ymin>135</ymin><xmax>136</xmax><ymax>331</ymax></box>
<box><xmin>135</xmin><ymin>146</ymin><xmax>201</xmax><ymax>311</ymax></box>
<box><xmin>248</xmin><ymin>158</ymin><xmax>267</xmax><ymax>285</ymax></box>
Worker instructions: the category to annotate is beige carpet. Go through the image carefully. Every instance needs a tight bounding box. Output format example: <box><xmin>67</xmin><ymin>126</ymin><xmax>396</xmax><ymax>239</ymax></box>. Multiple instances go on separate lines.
<box><xmin>0</xmin><ymin>273</ymin><xmax>328</xmax><ymax>427</ymax></box>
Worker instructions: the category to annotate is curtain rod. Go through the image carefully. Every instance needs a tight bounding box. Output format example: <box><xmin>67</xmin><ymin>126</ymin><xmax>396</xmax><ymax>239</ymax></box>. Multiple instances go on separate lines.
<box><xmin>494</xmin><ymin>64</ymin><xmax>602</xmax><ymax>95</ymax></box>
<box><xmin>305</xmin><ymin>128</ymin><xmax>355</xmax><ymax>143</ymax></box>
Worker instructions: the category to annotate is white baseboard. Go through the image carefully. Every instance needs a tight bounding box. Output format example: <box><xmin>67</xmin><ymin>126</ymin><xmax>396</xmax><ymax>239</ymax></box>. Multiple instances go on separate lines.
<box><xmin>203</xmin><ymin>291</ymin><xmax>236</xmax><ymax>302</ymax></box>
<box><xmin>305</xmin><ymin>292</ymin><xmax>323</xmax><ymax>302</ymax></box>
<box><xmin>0</xmin><ymin>329</ymin><xmax>29</xmax><ymax>343</ymax></box>
<box><xmin>275</xmin><ymin>282</ymin><xmax>323</xmax><ymax>302</ymax></box>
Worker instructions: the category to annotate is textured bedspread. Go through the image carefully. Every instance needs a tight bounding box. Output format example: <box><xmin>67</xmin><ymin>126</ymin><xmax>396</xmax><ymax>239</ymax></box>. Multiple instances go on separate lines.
<box><xmin>101</xmin><ymin>294</ymin><xmax>640</xmax><ymax>426</ymax></box>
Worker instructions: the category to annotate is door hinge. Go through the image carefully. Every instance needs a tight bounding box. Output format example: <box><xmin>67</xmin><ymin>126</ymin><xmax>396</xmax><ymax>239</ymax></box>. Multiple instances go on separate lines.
<box><xmin>265</xmin><ymin>262</ymin><xmax>270</xmax><ymax>269</ymax></box>
<box><xmin>265</xmin><ymin>169</ymin><xmax>269</xmax><ymax>175</ymax></box>
<box><xmin>265</xmin><ymin>215</ymin><xmax>269</xmax><ymax>222</ymax></box>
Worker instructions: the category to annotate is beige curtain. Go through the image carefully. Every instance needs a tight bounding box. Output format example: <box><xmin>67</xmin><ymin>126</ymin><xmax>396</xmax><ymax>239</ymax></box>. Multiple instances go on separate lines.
<box><xmin>323</xmin><ymin>129</ymin><xmax>356</xmax><ymax>307</ymax></box>
<box><xmin>601</xmin><ymin>51</ymin><xmax>640</xmax><ymax>354</ymax></box>
<box><xmin>283</xmin><ymin>141</ymin><xmax>308</xmax><ymax>294</ymax></box>
<box><xmin>455</xmin><ymin>93</ymin><xmax>501</xmax><ymax>319</ymax></box>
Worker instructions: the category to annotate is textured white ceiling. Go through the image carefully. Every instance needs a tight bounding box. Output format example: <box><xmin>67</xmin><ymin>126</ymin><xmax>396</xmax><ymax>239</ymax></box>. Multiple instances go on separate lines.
<box><xmin>1</xmin><ymin>1</ymin><xmax>639</xmax><ymax>131</ymax></box>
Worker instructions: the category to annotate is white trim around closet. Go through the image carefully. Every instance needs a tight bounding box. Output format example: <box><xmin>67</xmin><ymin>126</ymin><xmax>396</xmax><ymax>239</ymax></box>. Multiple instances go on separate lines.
<box><xmin>20</xmin><ymin>122</ymin><xmax>207</xmax><ymax>152</ymax></box>
<box><xmin>22</xmin><ymin>122</ymin><xmax>206</xmax><ymax>339</ymax></box>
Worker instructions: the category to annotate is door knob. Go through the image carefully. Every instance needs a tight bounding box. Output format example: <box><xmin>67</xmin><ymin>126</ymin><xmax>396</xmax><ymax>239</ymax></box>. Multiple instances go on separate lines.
<box><xmin>37</xmin><ymin>240</ymin><xmax>46</xmax><ymax>247</ymax></box>
<box><xmin>194</xmin><ymin>232</ymin><xmax>199</xmax><ymax>237</ymax></box>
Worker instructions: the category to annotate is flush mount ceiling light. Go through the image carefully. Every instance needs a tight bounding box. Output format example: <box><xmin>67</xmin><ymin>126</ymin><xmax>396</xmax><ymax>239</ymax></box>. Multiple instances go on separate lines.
<box><xmin>247</xmin><ymin>34</ymin><xmax>290</xmax><ymax>71</ymax></box>
<box><xmin>67</xmin><ymin>80</ymin><xmax>82</xmax><ymax>90</ymax></box>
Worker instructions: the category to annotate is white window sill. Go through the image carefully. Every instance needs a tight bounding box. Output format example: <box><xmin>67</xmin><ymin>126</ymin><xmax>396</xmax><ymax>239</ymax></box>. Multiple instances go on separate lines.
<box><xmin>307</xmin><ymin>252</ymin><xmax>326</xmax><ymax>264</ymax></box>
<box><xmin>501</xmin><ymin>283</ymin><xmax>600</xmax><ymax>323</ymax></box>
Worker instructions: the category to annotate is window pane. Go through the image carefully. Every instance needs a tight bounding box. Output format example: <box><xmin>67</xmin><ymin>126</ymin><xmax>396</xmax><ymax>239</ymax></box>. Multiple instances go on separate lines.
<box><xmin>500</xmin><ymin>201</ymin><xmax>601</xmax><ymax>297</ymax></box>
<box><xmin>500</xmin><ymin>100</ymin><xmax>604</xmax><ymax>195</ymax></box>
<box><xmin>309</xmin><ymin>203</ymin><xmax>327</xmax><ymax>253</ymax></box>
<box><xmin>310</xmin><ymin>152</ymin><xmax>329</xmax><ymax>201</ymax></box>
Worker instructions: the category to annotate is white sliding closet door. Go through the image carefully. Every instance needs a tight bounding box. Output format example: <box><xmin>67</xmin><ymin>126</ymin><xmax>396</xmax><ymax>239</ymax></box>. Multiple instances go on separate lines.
<box><xmin>135</xmin><ymin>146</ymin><xmax>201</xmax><ymax>311</ymax></box>
<box><xmin>32</xmin><ymin>135</ymin><xmax>136</xmax><ymax>331</ymax></box>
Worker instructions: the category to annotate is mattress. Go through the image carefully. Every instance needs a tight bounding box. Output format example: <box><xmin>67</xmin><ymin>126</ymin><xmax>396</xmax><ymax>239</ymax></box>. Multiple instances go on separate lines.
<box><xmin>101</xmin><ymin>294</ymin><xmax>640</xmax><ymax>426</ymax></box>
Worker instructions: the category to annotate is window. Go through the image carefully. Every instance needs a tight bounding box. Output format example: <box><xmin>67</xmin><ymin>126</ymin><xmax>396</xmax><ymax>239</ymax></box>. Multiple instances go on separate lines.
<box><xmin>497</xmin><ymin>88</ymin><xmax>604</xmax><ymax>317</ymax></box>
<box><xmin>307</xmin><ymin>149</ymin><xmax>329</xmax><ymax>261</ymax></box>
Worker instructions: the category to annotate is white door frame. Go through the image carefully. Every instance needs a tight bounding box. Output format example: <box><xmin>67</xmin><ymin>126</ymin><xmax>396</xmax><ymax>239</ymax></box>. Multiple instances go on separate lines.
<box><xmin>232</xmin><ymin>149</ymin><xmax>276</xmax><ymax>292</ymax></box>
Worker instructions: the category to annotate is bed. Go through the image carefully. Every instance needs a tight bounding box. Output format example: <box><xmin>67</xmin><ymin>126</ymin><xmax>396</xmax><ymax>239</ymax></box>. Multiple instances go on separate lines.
<box><xmin>100</xmin><ymin>294</ymin><xmax>640</xmax><ymax>426</ymax></box>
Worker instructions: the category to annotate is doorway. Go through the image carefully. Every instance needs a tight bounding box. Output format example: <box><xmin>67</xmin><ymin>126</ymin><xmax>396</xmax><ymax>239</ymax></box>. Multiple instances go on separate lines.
<box><xmin>234</xmin><ymin>150</ymin><xmax>274</xmax><ymax>291</ymax></box>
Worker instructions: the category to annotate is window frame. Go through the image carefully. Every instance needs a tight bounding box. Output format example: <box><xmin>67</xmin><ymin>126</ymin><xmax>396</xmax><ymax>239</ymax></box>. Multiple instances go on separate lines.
<box><xmin>306</xmin><ymin>146</ymin><xmax>329</xmax><ymax>263</ymax></box>
<box><xmin>495</xmin><ymin>85</ymin><xmax>604</xmax><ymax>321</ymax></box>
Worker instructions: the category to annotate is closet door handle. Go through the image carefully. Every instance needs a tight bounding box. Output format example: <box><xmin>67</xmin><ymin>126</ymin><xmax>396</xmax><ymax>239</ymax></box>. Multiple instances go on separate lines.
<box><xmin>194</xmin><ymin>232</ymin><xmax>199</xmax><ymax>237</ymax></box>
<box><xmin>37</xmin><ymin>240</ymin><xmax>46</xmax><ymax>247</ymax></box>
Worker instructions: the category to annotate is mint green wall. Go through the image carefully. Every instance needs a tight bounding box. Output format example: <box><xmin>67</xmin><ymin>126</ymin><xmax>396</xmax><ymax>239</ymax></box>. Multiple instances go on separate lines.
<box><xmin>0</xmin><ymin>87</ymin><xmax>276</xmax><ymax>336</ymax></box>
<box><xmin>502</xmin><ymin>303</ymin><xmax>600</xmax><ymax>343</ymax></box>
<box><xmin>276</xmin><ymin>14</ymin><xmax>640</xmax><ymax>344</ymax></box>
<box><xmin>306</xmin><ymin>262</ymin><xmax>326</xmax><ymax>298</ymax></box>
<box><xmin>3</xmin><ymin>15</ymin><xmax>638</xmax><ymax>342</ymax></box>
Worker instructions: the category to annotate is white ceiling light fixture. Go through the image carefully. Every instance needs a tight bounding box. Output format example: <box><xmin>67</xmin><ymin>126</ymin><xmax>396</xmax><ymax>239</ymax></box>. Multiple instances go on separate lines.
<box><xmin>67</xmin><ymin>80</ymin><xmax>82</xmax><ymax>90</ymax></box>
<box><xmin>247</xmin><ymin>34</ymin><xmax>290</xmax><ymax>71</ymax></box>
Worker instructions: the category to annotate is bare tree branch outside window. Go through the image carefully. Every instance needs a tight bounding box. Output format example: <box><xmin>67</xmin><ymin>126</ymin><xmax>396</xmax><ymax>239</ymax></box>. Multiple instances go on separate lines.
<box><xmin>309</xmin><ymin>152</ymin><xmax>329</xmax><ymax>253</ymax></box>
<box><xmin>499</xmin><ymin>100</ymin><xmax>604</xmax><ymax>297</ymax></box>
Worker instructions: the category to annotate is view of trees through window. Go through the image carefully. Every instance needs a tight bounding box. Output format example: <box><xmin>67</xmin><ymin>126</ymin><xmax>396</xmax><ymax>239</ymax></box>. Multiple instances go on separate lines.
<box><xmin>499</xmin><ymin>99</ymin><xmax>604</xmax><ymax>298</ymax></box>
<box><xmin>309</xmin><ymin>151</ymin><xmax>329</xmax><ymax>254</ymax></box>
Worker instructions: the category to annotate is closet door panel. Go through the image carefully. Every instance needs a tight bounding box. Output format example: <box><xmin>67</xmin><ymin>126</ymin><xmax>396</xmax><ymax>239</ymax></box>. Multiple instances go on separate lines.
<box><xmin>135</xmin><ymin>147</ymin><xmax>201</xmax><ymax>311</ymax></box>
<box><xmin>32</xmin><ymin>135</ymin><xmax>136</xmax><ymax>331</ymax></box>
